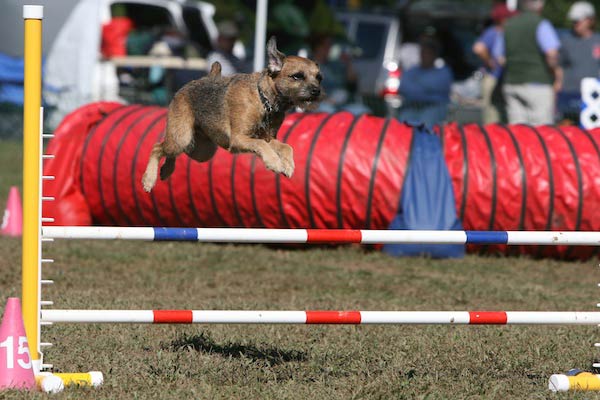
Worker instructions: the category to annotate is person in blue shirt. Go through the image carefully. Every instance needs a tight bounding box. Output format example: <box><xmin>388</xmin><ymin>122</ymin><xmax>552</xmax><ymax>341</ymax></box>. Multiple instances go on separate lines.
<box><xmin>308</xmin><ymin>33</ymin><xmax>371</xmax><ymax>115</ymax></box>
<box><xmin>472</xmin><ymin>3</ymin><xmax>516</xmax><ymax>124</ymax></box>
<box><xmin>398</xmin><ymin>34</ymin><xmax>453</xmax><ymax>128</ymax></box>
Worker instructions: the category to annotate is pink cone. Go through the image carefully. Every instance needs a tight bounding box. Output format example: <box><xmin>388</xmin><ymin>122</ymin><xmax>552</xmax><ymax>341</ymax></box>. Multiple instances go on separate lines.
<box><xmin>0</xmin><ymin>298</ymin><xmax>35</xmax><ymax>390</ymax></box>
<box><xmin>0</xmin><ymin>186</ymin><xmax>22</xmax><ymax>237</ymax></box>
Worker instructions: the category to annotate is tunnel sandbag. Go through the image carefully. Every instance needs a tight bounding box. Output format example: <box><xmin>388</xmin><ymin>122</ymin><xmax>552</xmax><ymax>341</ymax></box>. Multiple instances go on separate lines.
<box><xmin>383</xmin><ymin>126</ymin><xmax>465</xmax><ymax>258</ymax></box>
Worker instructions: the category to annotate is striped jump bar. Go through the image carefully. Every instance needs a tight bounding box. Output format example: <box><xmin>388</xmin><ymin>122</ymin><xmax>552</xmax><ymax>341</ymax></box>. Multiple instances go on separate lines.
<box><xmin>40</xmin><ymin>310</ymin><xmax>600</xmax><ymax>325</ymax></box>
<box><xmin>41</xmin><ymin>227</ymin><xmax>600</xmax><ymax>246</ymax></box>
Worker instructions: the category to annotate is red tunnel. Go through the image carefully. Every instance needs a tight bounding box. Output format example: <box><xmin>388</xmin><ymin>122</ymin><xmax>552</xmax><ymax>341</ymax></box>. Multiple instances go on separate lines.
<box><xmin>42</xmin><ymin>102</ymin><xmax>600</xmax><ymax>259</ymax></box>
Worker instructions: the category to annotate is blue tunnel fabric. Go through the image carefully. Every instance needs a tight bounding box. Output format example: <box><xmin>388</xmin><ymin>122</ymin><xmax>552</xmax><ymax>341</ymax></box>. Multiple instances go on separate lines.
<box><xmin>383</xmin><ymin>125</ymin><xmax>465</xmax><ymax>258</ymax></box>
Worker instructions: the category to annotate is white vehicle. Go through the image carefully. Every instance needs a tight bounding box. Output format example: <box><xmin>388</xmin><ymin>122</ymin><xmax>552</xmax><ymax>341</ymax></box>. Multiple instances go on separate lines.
<box><xmin>335</xmin><ymin>11</ymin><xmax>403</xmax><ymax>114</ymax></box>
<box><xmin>0</xmin><ymin>0</ymin><xmax>226</xmax><ymax>127</ymax></box>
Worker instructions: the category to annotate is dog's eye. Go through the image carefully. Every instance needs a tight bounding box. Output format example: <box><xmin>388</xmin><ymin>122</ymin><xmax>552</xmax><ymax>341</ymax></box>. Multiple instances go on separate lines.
<box><xmin>316</xmin><ymin>73</ymin><xmax>323</xmax><ymax>82</ymax></box>
<box><xmin>290</xmin><ymin>72</ymin><xmax>305</xmax><ymax>81</ymax></box>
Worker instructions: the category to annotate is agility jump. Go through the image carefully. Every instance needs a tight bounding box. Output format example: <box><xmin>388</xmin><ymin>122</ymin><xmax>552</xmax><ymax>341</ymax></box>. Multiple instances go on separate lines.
<box><xmin>42</xmin><ymin>226</ymin><xmax>600</xmax><ymax>245</ymax></box>
<box><xmin>39</xmin><ymin>310</ymin><xmax>600</xmax><ymax>325</ymax></box>
<box><xmin>16</xmin><ymin>4</ymin><xmax>600</xmax><ymax>393</ymax></box>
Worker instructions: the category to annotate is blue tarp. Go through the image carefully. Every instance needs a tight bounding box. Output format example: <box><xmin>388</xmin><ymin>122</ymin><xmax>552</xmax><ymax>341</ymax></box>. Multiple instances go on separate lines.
<box><xmin>0</xmin><ymin>52</ymin><xmax>24</xmax><ymax>105</ymax></box>
<box><xmin>383</xmin><ymin>124</ymin><xmax>465</xmax><ymax>258</ymax></box>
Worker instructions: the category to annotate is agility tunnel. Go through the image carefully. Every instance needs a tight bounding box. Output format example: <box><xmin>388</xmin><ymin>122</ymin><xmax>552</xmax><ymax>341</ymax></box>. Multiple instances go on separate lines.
<box><xmin>42</xmin><ymin>102</ymin><xmax>600</xmax><ymax>259</ymax></box>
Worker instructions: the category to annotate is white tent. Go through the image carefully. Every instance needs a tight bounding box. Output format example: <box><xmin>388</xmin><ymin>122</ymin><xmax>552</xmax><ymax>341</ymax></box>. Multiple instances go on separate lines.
<box><xmin>43</xmin><ymin>0</ymin><xmax>116</xmax><ymax>128</ymax></box>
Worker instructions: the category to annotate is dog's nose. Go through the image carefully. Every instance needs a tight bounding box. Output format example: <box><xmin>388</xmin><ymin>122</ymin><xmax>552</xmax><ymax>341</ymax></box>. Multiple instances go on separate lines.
<box><xmin>310</xmin><ymin>86</ymin><xmax>321</xmax><ymax>97</ymax></box>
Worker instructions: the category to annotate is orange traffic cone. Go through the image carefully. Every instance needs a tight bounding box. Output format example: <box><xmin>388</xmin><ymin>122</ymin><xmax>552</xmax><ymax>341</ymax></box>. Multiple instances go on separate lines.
<box><xmin>0</xmin><ymin>298</ymin><xmax>36</xmax><ymax>391</ymax></box>
<box><xmin>0</xmin><ymin>186</ymin><xmax>22</xmax><ymax>237</ymax></box>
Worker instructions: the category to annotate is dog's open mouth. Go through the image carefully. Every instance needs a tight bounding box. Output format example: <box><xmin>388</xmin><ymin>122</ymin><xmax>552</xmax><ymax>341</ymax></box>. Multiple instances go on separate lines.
<box><xmin>297</xmin><ymin>93</ymin><xmax>322</xmax><ymax>111</ymax></box>
<box><xmin>299</xmin><ymin>98</ymin><xmax>319</xmax><ymax>111</ymax></box>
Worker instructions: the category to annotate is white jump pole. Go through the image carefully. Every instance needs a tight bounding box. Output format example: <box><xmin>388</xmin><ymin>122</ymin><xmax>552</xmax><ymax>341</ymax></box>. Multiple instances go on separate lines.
<box><xmin>41</xmin><ymin>226</ymin><xmax>600</xmax><ymax>246</ymax></box>
<box><xmin>253</xmin><ymin>0</ymin><xmax>268</xmax><ymax>72</ymax></box>
<box><xmin>40</xmin><ymin>310</ymin><xmax>600</xmax><ymax>325</ymax></box>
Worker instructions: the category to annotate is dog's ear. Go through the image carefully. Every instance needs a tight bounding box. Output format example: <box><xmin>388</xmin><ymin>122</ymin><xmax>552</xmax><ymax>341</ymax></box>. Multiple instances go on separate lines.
<box><xmin>267</xmin><ymin>36</ymin><xmax>285</xmax><ymax>75</ymax></box>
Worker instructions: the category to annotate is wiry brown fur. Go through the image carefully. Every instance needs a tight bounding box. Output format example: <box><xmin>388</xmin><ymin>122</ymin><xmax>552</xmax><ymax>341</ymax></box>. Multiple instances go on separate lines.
<box><xmin>142</xmin><ymin>37</ymin><xmax>323</xmax><ymax>192</ymax></box>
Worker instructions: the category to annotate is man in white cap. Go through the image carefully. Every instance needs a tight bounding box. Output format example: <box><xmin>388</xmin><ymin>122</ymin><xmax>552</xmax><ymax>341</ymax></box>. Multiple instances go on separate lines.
<box><xmin>559</xmin><ymin>1</ymin><xmax>600</xmax><ymax>119</ymax></box>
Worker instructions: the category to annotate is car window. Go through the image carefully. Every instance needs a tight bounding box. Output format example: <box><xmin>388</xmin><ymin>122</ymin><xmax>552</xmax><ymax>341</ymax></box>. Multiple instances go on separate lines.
<box><xmin>449</xmin><ymin>25</ymin><xmax>479</xmax><ymax>68</ymax></box>
<box><xmin>339</xmin><ymin>19</ymin><xmax>350</xmax><ymax>32</ymax></box>
<box><xmin>182</xmin><ymin>6</ymin><xmax>213</xmax><ymax>57</ymax></box>
<box><xmin>354</xmin><ymin>22</ymin><xmax>387</xmax><ymax>60</ymax></box>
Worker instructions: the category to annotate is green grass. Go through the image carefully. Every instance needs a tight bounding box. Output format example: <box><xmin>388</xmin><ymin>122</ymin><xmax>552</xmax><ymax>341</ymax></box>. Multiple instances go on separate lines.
<box><xmin>1</xmin><ymin>139</ymin><xmax>600</xmax><ymax>399</ymax></box>
<box><xmin>0</xmin><ymin>139</ymin><xmax>23</xmax><ymax>209</ymax></box>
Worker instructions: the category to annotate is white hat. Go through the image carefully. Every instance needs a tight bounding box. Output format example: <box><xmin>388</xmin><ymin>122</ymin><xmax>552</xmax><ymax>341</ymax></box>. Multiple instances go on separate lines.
<box><xmin>568</xmin><ymin>1</ymin><xmax>595</xmax><ymax>21</ymax></box>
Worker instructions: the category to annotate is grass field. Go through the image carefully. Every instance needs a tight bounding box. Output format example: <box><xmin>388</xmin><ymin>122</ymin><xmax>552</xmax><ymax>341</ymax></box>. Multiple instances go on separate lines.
<box><xmin>1</xmin><ymin>139</ymin><xmax>600</xmax><ymax>399</ymax></box>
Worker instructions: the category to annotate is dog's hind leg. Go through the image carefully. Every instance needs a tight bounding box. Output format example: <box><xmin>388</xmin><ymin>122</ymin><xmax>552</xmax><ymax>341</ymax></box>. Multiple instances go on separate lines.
<box><xmin>159</xmin><ymin>156</ymin><xmax>177</xmax><ymax>181</ymax></box>
<box><xmin>185</xmin><ymin>131</ymin><xmax>218</xmax><ymax>163</ymax></box>
<box><xmin>160</xmin><ymin>131</ymin><xmax>216</xmax><ymax>183</ymax></box>
<box><xmin>159</xmin><ymin>96</ymin><xmax>196</xmax><ymax>179</ymax></box>
<box><xmin>142</xmin><ymin>142</ymin><xmax>165</xmax><ymax>192</ymax></box>
<box><xmin>142</xmin><ymin>94</ymin><xmax>195</xmax><ymax>192</ymax></box>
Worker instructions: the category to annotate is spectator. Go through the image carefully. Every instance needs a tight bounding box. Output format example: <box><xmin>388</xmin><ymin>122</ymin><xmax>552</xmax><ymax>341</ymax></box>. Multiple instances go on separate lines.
<box><xmin>309</xmin><ymin>33</ymin><xmax>369</xmax><ymax>115</ymax></box>
<box><xmin>397</xmin><ymin>42</ymin><xmax>420</xmax><ymax>71</ymax></box>
<box><xmin>398</xmin><ymin>35</ymin><xmax>453</xmax><ymax>128</ymax></box>
<box><xmin>497</xmin><ymin>0</ymin><xmax>562</xmax><ymax>125</ymax></box>
<box><xmin>472</xmin><ymin>3</ymin><xmax>515</xmax><ymax>124</ymax></box>
<box><xmin>206</xmin><ymin>21</ymin><xmax>249</xmax><ymax>76</ymax></box>
<box><xmin>558</xmin><ymin>1</ymin><xmax>600</xmax><ymax>123</ymax></box>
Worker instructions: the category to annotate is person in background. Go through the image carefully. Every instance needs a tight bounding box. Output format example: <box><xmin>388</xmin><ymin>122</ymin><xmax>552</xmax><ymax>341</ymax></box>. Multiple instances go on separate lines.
<box><xmin>397</xmin><ymin>34</ymin><xmax>453</xmax><ymax>128</ymax></box>
<box><xmin>472</xmin><ymin>3</ymin><xmax>515</xmax><ymax>124</ymax></box>
<box><xmin>310</xmin><ymin>33</ymin><xmax>369</xmax><ymax>115</ymax></box>
<box><xmin>497</xmin><ymin>0</ymin><xmax>562</xmax><ymax>125</ymax></box>
<box><xmin>206</xmin><ymin>20</ymin><xmax>249</xmax><ymax>76</ymax></box>
<box><xmin>558</xmin><ymin>1</ymin><xmax>600</xmax><ymax>124</ymax></box>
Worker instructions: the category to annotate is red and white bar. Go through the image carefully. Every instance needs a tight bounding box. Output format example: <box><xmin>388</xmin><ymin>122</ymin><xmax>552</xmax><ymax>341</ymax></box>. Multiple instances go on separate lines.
<box><xmin>41</xmin><ymin>227</ymin><xmax>600</xmax><ymax>246</ymax></box>
<box><xmin>40</xmin><ymin>310</ymin><xmax>600</xmax><ymax>325</ymax></box>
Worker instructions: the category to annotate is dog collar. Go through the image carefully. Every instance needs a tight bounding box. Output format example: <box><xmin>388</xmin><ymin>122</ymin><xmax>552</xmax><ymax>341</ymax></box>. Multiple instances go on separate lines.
<box><xmin>257</xmin><ymin>74</ymin><xmax>291</xmax><ymax>115</ymax></box>
<box><xmin>257</xmin><ymin>82</ymin><xmax>274</xmax><ymax>114</ymax></box>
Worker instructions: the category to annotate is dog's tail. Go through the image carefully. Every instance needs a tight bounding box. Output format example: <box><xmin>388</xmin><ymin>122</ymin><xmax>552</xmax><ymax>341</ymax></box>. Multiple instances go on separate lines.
<box><xmin>208</xmin><ymin>61</ymin><xmax>222</xmax><ymax>78</ymax></box>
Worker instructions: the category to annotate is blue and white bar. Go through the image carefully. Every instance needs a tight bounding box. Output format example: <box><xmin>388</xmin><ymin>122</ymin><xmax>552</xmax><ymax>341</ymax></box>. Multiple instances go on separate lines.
<box><xmin>41</xmin><ymin>227</ymin><xmax>600</xmax><ymax>246</ymax></box>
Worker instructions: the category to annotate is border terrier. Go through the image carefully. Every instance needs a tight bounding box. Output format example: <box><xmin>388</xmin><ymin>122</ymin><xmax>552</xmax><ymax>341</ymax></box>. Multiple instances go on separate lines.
<box><xmin>142</xmin><ymin>37</ymin><xmax>323</xmax><ymax>192</ymax></box>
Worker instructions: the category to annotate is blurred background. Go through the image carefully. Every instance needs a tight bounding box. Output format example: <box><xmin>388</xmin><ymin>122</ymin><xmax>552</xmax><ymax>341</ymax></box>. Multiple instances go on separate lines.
<box><xmin>0</xmin><ymin>0</ymin><xmax>595</xmax><ymax>137</ymax></box>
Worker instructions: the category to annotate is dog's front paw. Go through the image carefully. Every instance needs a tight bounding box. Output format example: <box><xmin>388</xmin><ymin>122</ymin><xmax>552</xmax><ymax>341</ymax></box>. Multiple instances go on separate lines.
<box><xmin>274</xmin><ymin>143</ymin><xmax>294</xmax><ymax>177</ymax></box>
<box><xmin>262</xmin><ymin>154</ymin><xmax>287</xmax><ymax>176</ymax></box>
<box><xmin>281</xmin><ymin>156</ymin><xmax>294</xmax><ymax>178</ymax></box>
